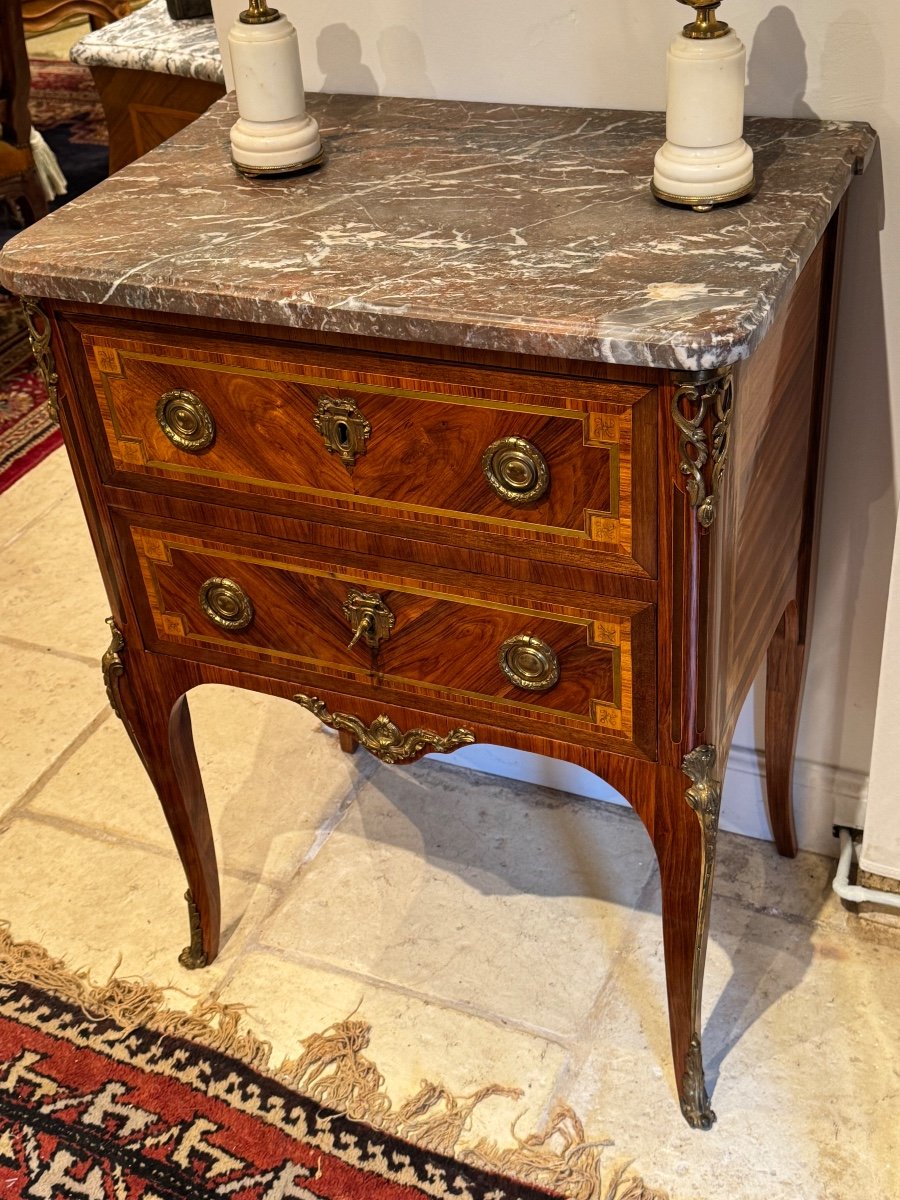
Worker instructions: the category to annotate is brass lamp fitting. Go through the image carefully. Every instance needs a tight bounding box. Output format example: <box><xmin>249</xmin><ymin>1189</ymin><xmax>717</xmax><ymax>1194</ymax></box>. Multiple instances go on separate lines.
<box><xmin>677</xmin><ymin>0</ymin><xmax>730</xmax><ymax>40</ymax></box>
<box><xmin>240</xmin><ymin>0</ymin><xmax>280</xmax><ymax>24</ymax></box>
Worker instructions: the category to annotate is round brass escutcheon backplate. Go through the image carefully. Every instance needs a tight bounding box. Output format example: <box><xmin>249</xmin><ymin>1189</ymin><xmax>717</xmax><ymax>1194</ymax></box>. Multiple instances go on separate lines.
<box><xmin>199</xmin><ymin>577</ymin><xmax>254</xmax><ymax>632</ymax></box>
<box><xmin>157</xmin><ymin>389</ymin><xmax>216</xmax><ymax>453</ymax></box>
<box><xmin>482</xmin><ymin>436</ymin><xmax>549</xmax><ymax>504</ymax></box>
<box><xmin>498</xmin><ymin>634</ymin><xmax>560</xmax><ymax>692</ymax></box>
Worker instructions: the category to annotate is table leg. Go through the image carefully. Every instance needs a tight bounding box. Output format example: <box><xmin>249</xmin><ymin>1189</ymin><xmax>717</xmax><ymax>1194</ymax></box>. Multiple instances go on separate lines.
<box><xmin>102</xmin><ymin>619</ymin><xmax>220</xmax><ymax>969</ymax></box>
<box><xmin>764</xmin><ymin>599</ymin><xmax>802</xmax><ymax>858</ymax></box>
<box><xmin>639</xmin><ymin>748</ymin><xmax>721</xmax><ymax>1129</ymax></box>
<box><xmin>338</xmin><ymin>729</ymin><xmax>359</xmax><ymax>755</ymax></box>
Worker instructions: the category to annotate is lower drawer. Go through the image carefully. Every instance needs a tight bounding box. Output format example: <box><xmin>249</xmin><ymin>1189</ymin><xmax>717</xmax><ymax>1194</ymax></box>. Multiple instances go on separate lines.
<box><xmin>121</xmin><ymin>521</ymin><xmax>656</xmax><ymax>756</ymax></box>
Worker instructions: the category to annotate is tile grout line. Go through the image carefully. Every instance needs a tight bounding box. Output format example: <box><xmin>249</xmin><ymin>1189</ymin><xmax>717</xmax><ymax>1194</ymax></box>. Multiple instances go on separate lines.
<box><xmin>14</xmin><ymin>806</ymin><xmax>279</xmax><ymax>888</ymax></box>
<box><xmin>0</xmin><ymin>633</ymin><xmax>100</xmax><ymax>668</ymax></box>
<box><xmin>0</xmin><ymin>488</ymin><xmax>73</xmax><ymax>556</ymax></box>
<box><xmin>225</xmin><ymin>935</ymin><xmax>576</xmax><ymax>1049</ymax></box>
<box><xmin>540</xmin><ymin>865</ymin><xmax>664</xmax><ymax>1122</ymax></box>
<box><xmin>2</xmin><ymin>707</ymin><xmax>113</xmax><ymax>822</ymax></box>
<box><xmin>206</xmin><ymin>756</ymin><xmax>378</xmax><ymax>1002</ymax></box>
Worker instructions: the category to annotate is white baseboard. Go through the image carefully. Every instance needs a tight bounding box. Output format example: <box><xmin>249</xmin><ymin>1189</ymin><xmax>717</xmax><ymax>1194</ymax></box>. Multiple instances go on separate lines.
<box><xmin>720</xmin><ymin>746</ymin><xmax>867</xmax><ymax>856</ymax></box>
<box><xmin>446</xmin><ymin>743</ymin><xmax>868</xmax><ymax>859</ymax></box>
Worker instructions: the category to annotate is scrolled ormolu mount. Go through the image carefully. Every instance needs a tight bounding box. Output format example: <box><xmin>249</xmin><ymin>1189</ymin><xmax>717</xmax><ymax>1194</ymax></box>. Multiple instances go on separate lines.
<box><xmin>178</xmin><ymin>889</ymin><xmax>208</xmax><ymax>969</ymax></box>
<box><xmin>680</xmin><ymin>743</ymin><xmax>723</xmax><ymax>1130</ymax></box>
<box><xmin>21</xmin><ymin>298</ymin><xmax>60</xmax><ymax>424</ymax></box>
<box><xmin>671</xmin><ymin>368</ymin><xmax>734</xmax><ymax>528</ymax></box>
<box><xmin>294</xmin><ymin>694</ymin><xmax>475</xmax><ymax>764</ymax></box>
<box><xmin>101</xmin><ymin>618</ymin><xmax>126</xmax><ymax>723</ymax></box>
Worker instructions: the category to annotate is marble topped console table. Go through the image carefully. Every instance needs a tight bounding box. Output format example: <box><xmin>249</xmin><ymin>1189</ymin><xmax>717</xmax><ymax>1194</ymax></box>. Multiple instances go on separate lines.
<box><xmin>0</xmin><ymin>94</ymin><xmax>875</xmax><ymax>1127</ymax></box>
<box><xmin>71</xmin><ymin>0</ymin><xmax>224</xmax><ymax>172</ymax></box>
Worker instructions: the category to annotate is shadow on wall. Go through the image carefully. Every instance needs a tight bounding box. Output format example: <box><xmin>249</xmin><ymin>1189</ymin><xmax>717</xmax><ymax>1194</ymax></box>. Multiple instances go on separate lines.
<box><xmin>315</xmin><ymin>22</ymin><xmax>435</xmax><ymax>100</ymax></box>
<box><xmin>316</xmin><ymin>23</ymin><xmax>379</xmax><ymax>95</ymax></box>
<box><xmin>746</xmin><ymin>5</ymin><xmax>817</xmax><ymax>118</ymax></box>
<box><xmin>378</xmin><ymin>26</ymin><xmax>435</xmax><ymax>98</ymax></box>
<box><xmin>744</xmin><ymin>7</ymin><xmax>893</xmax><ymax>779</ymax></box>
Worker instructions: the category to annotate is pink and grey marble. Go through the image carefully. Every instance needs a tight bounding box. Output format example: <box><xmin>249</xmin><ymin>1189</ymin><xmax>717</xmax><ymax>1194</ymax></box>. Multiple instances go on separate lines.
<box><xmin>0</xmin><ymin>94</ymin><xmax>876</xmax><ymax>371</ymax></box>
<box><xmin>70</xmin><ymin>0</ymin><xmax>223</xmax><ymax>84</ymax></box>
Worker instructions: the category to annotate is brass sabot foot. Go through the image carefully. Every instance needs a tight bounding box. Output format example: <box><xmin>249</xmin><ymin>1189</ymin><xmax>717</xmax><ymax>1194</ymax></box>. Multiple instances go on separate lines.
<box><xmin>680</xmin><ymin>1035</ymin><xmax>717</xmax><ymax>1129</ymax></box>
<box><xmin>178</xmin><ymin>889</ymin><xmax>208</xmax><ymax>970</ymax></box>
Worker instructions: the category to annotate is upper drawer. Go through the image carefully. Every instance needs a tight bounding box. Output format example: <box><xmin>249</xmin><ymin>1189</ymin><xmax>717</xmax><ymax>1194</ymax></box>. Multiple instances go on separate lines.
<box><xmin>81</xmin><ymin>330</ymin><xmax>657</xmax><ymax>576</ymax></box>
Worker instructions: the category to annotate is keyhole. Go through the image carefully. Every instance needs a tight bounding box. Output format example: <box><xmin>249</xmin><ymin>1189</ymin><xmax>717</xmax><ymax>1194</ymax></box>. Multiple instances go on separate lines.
<box><xmin>335</xmin><ymin>421</ymin><xmax>350</xmax><ymax>448</ymax></box>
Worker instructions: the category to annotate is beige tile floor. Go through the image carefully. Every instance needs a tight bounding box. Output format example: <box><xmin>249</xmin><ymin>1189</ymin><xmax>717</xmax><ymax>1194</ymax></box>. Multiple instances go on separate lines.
<box><xmin>1</xmin><ymin>449</ymin><xmax>898</xmax><ymax>1200</ymax></box>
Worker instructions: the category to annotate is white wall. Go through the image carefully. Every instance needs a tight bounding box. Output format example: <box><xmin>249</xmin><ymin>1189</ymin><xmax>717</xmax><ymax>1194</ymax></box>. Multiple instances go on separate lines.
<box><xmin>861</xmin><ymin>510</ymin><xmax>900</xmax><ymax>881</ymax></box>
<box><xmin>214</xmin><ymin>1</ymin><xmax>898</xmax><ymax>859</ymax></box>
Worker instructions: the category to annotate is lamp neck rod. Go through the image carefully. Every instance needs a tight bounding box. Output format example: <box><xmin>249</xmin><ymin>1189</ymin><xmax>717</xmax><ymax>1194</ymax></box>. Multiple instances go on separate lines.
<box><xmin>681</xmin><ymin>2</ymin><xmax>730</xmax><ymax>39</ymax></box>
<box><xmin>239</xmin><ymin>0</ymin><xmax>281</xmax><ymax>25</ymax></box>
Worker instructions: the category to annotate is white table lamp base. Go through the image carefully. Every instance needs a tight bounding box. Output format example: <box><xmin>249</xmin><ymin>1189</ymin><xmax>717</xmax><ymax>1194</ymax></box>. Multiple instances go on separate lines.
<box><xmin>653</xmin><ymin>26</ymin><xmax>754</xmax><ymax>212</ymax></box>
<box><xmin>228</xmin><ymin>10</ymin><xmax>322</xmax><ymax>177</ymax></box>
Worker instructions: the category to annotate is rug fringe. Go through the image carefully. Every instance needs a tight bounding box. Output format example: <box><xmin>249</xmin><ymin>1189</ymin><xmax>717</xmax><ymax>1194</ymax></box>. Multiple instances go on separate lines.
<box><xmin>0</xmin><ymin>923</ymin><xmax>668</xmax><ymax>1200</ymax></box>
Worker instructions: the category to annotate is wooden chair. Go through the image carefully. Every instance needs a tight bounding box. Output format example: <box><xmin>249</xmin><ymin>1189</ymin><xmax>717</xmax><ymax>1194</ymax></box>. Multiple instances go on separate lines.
<box><xmin>21</xmin><ymin>1</ymin><xmax>132</xmax><ymax>35</ymax></box>
<box><xmin>0</xmin><ymin>0</ymin><xmax>47</xmax><ymax>226</ymax></box>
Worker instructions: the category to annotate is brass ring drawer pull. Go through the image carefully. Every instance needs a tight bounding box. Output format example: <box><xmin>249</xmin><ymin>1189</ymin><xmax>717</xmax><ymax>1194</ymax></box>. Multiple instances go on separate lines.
<box><xmin>199</xmin><ymin>577</ymin><xmax>254</xmax><ymax>631</ymax></box>
<box><xmin>482</xmin><ymin>436</ymin><xmax>549</xmax><ymax>504</ymax></box>
<box><xmin>498</xmin><ymin>634</ymin><xmax>560</xmax><ymax>691</ymax></box>
<box><xmin>157</xmin><ymin>389</ymin><xmax>216</xmax><ymax>452</ymax></box>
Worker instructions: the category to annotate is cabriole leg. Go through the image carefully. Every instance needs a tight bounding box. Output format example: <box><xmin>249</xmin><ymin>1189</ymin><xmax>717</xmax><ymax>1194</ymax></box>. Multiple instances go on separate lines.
<box><xmin>642</xmin><ymin>748</ymin><xmax>722</xmax><ymax>1129</ymax></box>
<box><xmin>764</xmin><ymin>599</ymin><xmax>802</xmax><ymax>857</ymax></box>
<box><xmin>102</xmin><ymin>619</ymin><xmax>220</xmax><ymax>968</ymax></box>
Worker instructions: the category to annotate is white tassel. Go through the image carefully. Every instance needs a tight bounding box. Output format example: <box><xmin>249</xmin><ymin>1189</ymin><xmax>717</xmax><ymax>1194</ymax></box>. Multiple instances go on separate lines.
<box><xmin>29</xmin><ymin>129</ymin><xmax>67</xmax><ymax>203</ymax></box>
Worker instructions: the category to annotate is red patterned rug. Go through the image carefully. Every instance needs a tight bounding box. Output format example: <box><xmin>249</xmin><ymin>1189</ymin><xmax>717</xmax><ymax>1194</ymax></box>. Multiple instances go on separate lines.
<box><xmin>0</xmin><ymin>928</ymin><xmax>663</xmax><ymax>1200</ymax></box>
<box><xmin>0</xmin><ymin>296</ymin><xmax>59</xmax><ymax>496</ymax></box>
<box><xmin>1</xmin><ymin>57</ymin><xmax>109</xmax><ymax>494</ymax></box>
<box><xmin>27</xmin><ymin>58</ymin><xmax>108</xmax><ymax>146</ymax></box>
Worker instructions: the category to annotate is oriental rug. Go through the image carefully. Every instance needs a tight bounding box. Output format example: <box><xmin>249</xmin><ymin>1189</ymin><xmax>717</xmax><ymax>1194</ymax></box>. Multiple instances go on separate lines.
<box><xmin>0</xmin><ymin>926</ymin><xmax>663</xmax><ymax>1200</ymax></box>
<box><xmin>1</xmin><ymin>58</ymin><xmax>108</xmax><ymax>492</ymax></box>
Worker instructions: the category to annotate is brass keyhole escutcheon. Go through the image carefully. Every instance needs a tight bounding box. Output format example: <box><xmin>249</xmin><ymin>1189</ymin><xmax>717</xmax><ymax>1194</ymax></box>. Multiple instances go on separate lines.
<box><xmin>157</xmin><ymin>389</ymin><xmax>216</xmax><ymax>453</ymax></box>
<box><xmin>482</xmin><ymin>436</ymin><xmax>549</xmax><ymax>504</ymax></box>
<box><xmin>343</xmin><ymin>588</ymin><xmax>395</xmax><ymax>652</ymax></box>
<box><xmin>199</xmin><ymin>577</ymin><xmax>254</xmax><ymax>632</ymax></box>
<box><xmin>498</xmin><ymin>634</ymin><xmax>560</xmax><ymax>692</ymax></box>
<box><xmin>313</xmin><ymin>395</ymin><xmax>371</xmax><ymax>469</ymax></box>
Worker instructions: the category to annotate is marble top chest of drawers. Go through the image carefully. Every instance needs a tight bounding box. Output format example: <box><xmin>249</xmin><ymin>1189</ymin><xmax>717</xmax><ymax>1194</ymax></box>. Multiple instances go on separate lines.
<box><xmin>0</xmin><ymin>94</ymin><xmax>875</xmax><ymax>1128</ymax></box>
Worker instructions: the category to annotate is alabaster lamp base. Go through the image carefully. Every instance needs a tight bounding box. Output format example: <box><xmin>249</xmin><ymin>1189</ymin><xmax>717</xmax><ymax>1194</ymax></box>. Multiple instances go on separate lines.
<box><xmin>652</xmin><ymin>138</ymin><xmax>754</xmax><ymax>212</ymax></box>
<box><xmin>228</xmin><ymin>2</ymin><xmax>322</xmax><ymax>178</ymax></box>
<box><xmin>653</xmin><ymin>7</ymin><xmax>755</xmax><ymax>213</ymax></box>
<box><xmin>230</xmin><ymin>114</ymin><xmax>323</xmax><ymax>177</ymax></box>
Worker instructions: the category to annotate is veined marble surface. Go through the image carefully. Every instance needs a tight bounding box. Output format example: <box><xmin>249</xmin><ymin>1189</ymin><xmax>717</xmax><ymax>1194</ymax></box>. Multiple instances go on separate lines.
<box><xmin>70</xmin><ymin>0</ymin><xmax>223</xmax><ymax>84</ymax></box>
<box><xmin>0</xmin><ymin>94</ymin><xmax>876</xmax><ymax>371</ymax></box>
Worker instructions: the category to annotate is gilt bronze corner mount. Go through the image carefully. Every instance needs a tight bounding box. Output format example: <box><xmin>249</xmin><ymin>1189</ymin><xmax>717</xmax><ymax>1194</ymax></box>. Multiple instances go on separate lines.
<box><xmin>101</xmin><ymin>618</ymin><xmax>126</xmax><ymax>723</ymax></box>
<box><xmin>21</xmin><ymin>298</ymin><xmax>60</xmax><ymax>425</ymax></box>
<box><xmin>679</xmin><ymin>743</ymin><xmax>722</xmax><ymax>1130</ymax></box>
<box><xmin>672</xmin><ymin>367</ymin><xmax>734</xmax><ymax>528</ymax></box>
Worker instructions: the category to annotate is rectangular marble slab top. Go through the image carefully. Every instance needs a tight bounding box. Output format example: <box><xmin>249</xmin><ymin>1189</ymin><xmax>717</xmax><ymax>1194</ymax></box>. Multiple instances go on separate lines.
<box><xmin>70</xmin><ymin>0</ymin><xmax>223</xmax><ymax>84</ymax></box>
<box><xmin>0</xmin><ymin>93</ymin><xmax>876</xmax><ymax>372</ymax></box>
